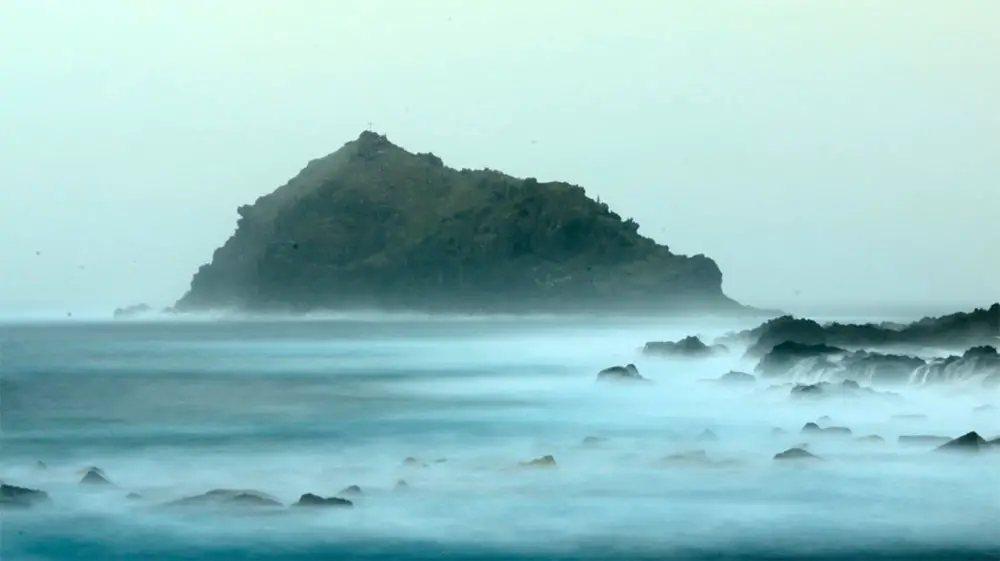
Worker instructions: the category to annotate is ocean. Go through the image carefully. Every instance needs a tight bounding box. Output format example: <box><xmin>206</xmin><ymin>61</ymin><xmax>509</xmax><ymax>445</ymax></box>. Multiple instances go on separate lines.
<box><xmin>1</xmin><ymin>314</ymin><xmax>998</xmax><ymax>560</ymax></box>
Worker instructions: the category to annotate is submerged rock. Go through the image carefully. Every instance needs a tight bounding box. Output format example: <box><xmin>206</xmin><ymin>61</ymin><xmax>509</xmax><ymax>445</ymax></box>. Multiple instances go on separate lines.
<box><xmin>1</xmin><ymin>484</ymin><xmax>51</xmax><ymax>509</ymax></box>
<box><xmin>294</xmin><ymin>493</ymin><xmax>353</xmax><ymax>508</ymax></box>
<box><xmin>401</xmin><ymin>457</ymin><xmax>427</xmax><ymax>468</ymax></box>
<box><xmin>892</xmin><ymin>413</ymin><xmax>928</xmax><ymax>421</ymax></box>
<box><xmin>790</xmin><ymin>380</ymin><xmax>895</xmax><ymax>401</ymax></box>
<box><xmin>696</xmin><ymin>429</ymin><xmax>718</xmax><ymax>441</ymax></box>
<box><xmin>163</xmin><ymin>489</ymin><xmax>283</xmax><ymax>509</ymax></box>
<box><xmin>113</xmin><ymin>303</ymin><xmax>153</xmax><ymax>319</ymax></box>
<box><xmin>643</xmin><ymin>336</ymin><xmax>728</xmax><ymax>358</ymax></box>
<box><xmin>520</xmin><ymin>455</ymin><xmax>557</xmax><ymax>469</ymax></box>
<box><xmin>394</xmin><ymin>479</ymin><xmax>410</xmax><ymax>492</ymax></box>
<box><xmin>774</xmin><ymin>447</ymin><xmax>822</xmax><ymax>461</ymax></box>
<box><xmin>898</xmin><ymin>435</ymin><xmax>952</xmax><ymax>447</ymax></box>
<box><xmin>717</xmin><ymin>371</ymin><xmax>756</xmax><ymax>384</ymax></box>
<box><xmin>338</xmin><ymin>485</ymin><xmax>363</xmax><ymax>497</ymax></box>
<box><xmin>596</xmin><ymin>363</ymin><xmax>648</xmax><ymax>383</ymax></box>
<box><xmin>934</xmin><ymin>431</ymin><xmax>990</xmax><ymax>453</ymax></box>
<box><xmin>80</xmin><ymin>467</ymin><xmax>112</xmax><ymax>486</ymax></box>
<box><xmin>856</xmin><ymin>434</ymin><xmax>885</xmax><ymax>444</ymax></box>
<box><xmin>581</xmin><ymin>436</ymin><xmax>608</xmax><ymax>447</ymax></box>
<box><xmin>659</xmin><ymin>449</ymin><xmax>714</xmax><ymax>468</ymax></box>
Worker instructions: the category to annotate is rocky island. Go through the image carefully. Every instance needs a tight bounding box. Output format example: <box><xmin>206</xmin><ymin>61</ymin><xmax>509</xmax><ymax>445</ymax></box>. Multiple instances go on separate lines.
<box><xmin>175</xmin><ymin>131</ymin><xmax>753</xmax><ymax>315</ymax></box>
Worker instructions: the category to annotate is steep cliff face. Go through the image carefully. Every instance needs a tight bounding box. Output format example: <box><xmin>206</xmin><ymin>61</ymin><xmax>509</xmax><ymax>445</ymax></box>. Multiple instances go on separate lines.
<box><xmin>176</xmin><ymin>131</ymin><xmax>745</xmax><ymax>314</ymax></box>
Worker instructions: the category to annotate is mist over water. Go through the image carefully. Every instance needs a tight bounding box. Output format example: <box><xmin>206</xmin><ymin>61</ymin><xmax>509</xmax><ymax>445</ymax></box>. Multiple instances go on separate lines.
<box><xmin>2</xmin><ymin>316</ymin><xmax>999</xmax><ymax>560</ymax></box>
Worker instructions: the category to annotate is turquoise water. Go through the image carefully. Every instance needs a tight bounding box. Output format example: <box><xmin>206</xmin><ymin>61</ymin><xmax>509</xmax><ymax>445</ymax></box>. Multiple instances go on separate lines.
<box><xmin>2</xmin><ymin>316</ymin><xmax>999</xmax><ymax>560</ymax></box>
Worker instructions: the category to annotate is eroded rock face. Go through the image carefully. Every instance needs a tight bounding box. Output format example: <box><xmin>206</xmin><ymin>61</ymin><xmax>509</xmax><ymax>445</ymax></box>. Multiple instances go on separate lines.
<box><xmin>755</xmin><ymin>341</ymin><xmax>846</xmax><ymax>377</ymax></box>
<box><xmin>596</xmin><ymin>363</ymin><xmax>648</xmax><ymax>383</ymax></box>
<box><xmin>1</xmin><ymin>484</ymin><xmax>51</xmax><ymax>509</ymax></box>
<box><xmin>643</xmin><ymin>336</ymin><xmax>728</xmax><ymax>358</ymax></box>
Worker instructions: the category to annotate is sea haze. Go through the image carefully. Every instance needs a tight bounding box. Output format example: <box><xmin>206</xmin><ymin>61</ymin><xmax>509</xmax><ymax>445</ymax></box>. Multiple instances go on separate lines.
<box><xmin>1</xmin><ymin>315</ymin><xmax>998</xmax><ymax>560</ymax></box>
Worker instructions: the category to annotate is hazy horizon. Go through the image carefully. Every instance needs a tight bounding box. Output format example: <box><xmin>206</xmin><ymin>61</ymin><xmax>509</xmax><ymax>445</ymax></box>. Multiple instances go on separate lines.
<box><xmin>1</xmin><ymin>1</ymin><xmax>997</xmax><ymax>318</ymax></box>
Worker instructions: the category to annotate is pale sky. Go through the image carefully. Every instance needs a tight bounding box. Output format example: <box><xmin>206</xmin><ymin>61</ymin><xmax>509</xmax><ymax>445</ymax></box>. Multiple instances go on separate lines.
<box><xmin>1</xmin><ymin>1</ymin><xmax>997</xmax><ymax>317</ymax></box>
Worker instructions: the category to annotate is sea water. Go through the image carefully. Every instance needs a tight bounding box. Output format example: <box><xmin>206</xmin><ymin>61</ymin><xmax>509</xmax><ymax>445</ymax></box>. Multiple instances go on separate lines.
<box><xmin>1</xmin><ymin>315</ymin><xmax>998</xmax><ymax>560</ymax></box>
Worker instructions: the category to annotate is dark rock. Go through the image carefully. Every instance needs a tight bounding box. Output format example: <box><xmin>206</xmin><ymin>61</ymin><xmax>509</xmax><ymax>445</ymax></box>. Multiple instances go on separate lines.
<box><xmin>718</xmin><ymin>371</ymin><xmax>755</xmax><ymax>384</ymax></box>
<box><xmin>935</xmin><ymin>431</ymin><xmax>990</xmax><ymax>453</ymax></box>
<box><xmin>520</xmin><ymin>455</ymin><xmax>557</xmax><ymax>468</ymax></box>
<box><xmin>1</xmin><ymin>484</ymin><xmax>51</xmax><ymax>509</ymax></box>
<box><xmin>838</xmin><ymin>352</ymin><xmax>927</xmax><ymax>385</ymax></box>
<box><xmin>774</xmin><ymin>447</ymin><xmax>822</xmax><ymax>461</ymax></box>
<box><xmin>338</xmin><ymin>485</ymin><xmax>363</xmax><ymax>496</ymax></box>
<box><xmin>738</xmin><ymin>316</ymin><xmax>830</xmax><ymax>359</ymax></box>
<box><xmin>801</xmin><ymin>422</ymin><xmax>821</xmax><ymax>433</ymax></box>
<box><xmin>80</xmin><ymin>468</ymin><xmax>112</xmax><ymax>486</ymax></box>
<box><xmin>643</xmin><ymin>336</ymin><xmax>727</xmax><ymax>358</ymax></box>
<box><xmin>722</xmin><ymin>304</ymin><xmax>1000</xmax><ymax>357</ymax></box>
<box><xmin>294</xmin><ymin>493</ymin><xmax>353</xmax><ymax>508</ymax></box>
<box><xmin>789</xmin><ymin>380</ymin><xmax>893</xmax><ymax>400</ymax></box>
<box><xmin>163</xmin><ymin>489</ymin><xmax>283</xmax><ymax>509</ymax></box>
<box><xmin>915</xmin><ymin>346</ymin><xmax>1000</xmax><ymax>385</ymax></box>
<box><xmin>172</xmin><ymin>131</ymin><xmax>751</xmax><ymax>316</ymax></box>
<box><xmin>596</xmin><ymin>363</ymin><xmax>648</xmax><ymax>383</ymax></box>
<box><xmin>755</xmin><ymin>341</ymin><xmax>846</xmax><ymax>377</ymax></box>
<box><xmin>898</xmin><ymin>435</ymin><xmax>952</xmax><ymax>447</ymax></box>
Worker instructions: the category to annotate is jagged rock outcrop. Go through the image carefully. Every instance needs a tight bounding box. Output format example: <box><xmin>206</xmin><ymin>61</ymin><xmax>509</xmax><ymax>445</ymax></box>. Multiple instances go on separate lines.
<box><xmin>723</xmin><ymin>304</ymin><xmax>1000</xmax><ymax>356</ymax></box>
<box><xmin>753</xmin><ymin>339</ymin><xmax>1000</xmax><ymax>387</ymax></box>
<box><xmin>293</xmin><ymin>493</ymin><xmax>353</xmax><ymax>508</ymax></box>
<box><xmin>175</xmin><ymin>131</ymin><xmax>750</xmax><ymax>315</ymax></box>
<box><xmin>1</xmin><ymin>483</ymin><xmax>51</xmax><ymax>509</ymax></box>
<box><xmin>642</xmin><ymin>336</ymin><xmax>727</xmax><ymax>358</ymax></box>
<box><xmin>755</xmin><ymin>341</ymin><xmax>846</xmax><ymax>377</ymax></box>
<box><xmin>934</xmin><ymin>431</ymin><xmax>990</xmax><ymax>453</ymax></box>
